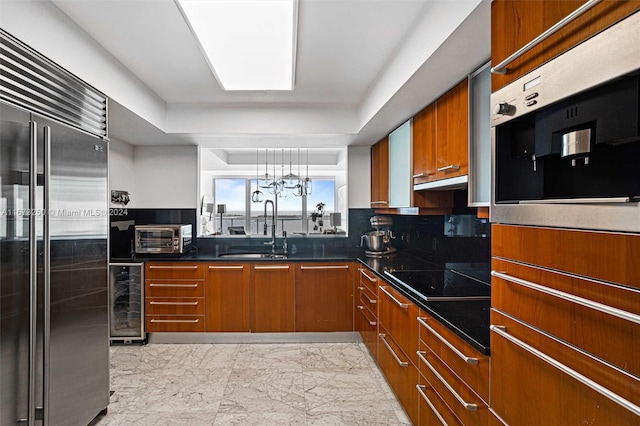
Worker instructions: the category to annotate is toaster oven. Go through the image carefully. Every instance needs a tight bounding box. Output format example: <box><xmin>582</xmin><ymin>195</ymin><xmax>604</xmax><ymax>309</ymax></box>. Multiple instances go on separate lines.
<box><xmin>134</xmin><ymin>224</ymin><xmax>192</xmax><ymax>254</ymax></box>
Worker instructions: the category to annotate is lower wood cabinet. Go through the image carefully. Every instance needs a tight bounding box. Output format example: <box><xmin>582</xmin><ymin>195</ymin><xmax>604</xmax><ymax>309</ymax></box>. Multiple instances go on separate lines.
<box><xmin>205</xmin><ymin>263</ymin><xmax>250</xmax><ymax>332</ymax></box>
<box><xmin>145</xmin><ymin>262</ymin><xmax>205</xmax><ymax>332</ymax></box>
<box><xmin>377</xmin><ymin>327</ymin><xmax>419</xmax><ymax>425</ymax></box>
<box><xmin>250</xmin><ymin>263</ymin><xmax>295</xmax><ymax>332</ymax></box>
<box><xmin>416</xmin><ymin>381</ymin><xmax>462</xmax><ymax>426</ymax></box>
<box><xmin>294</xmin><ymin>263</ymin><xmax>354</xmax><ymax>332</ymax></box>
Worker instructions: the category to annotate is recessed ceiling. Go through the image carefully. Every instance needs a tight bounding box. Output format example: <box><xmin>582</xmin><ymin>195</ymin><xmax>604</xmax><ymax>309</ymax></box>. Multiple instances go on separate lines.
<box><xmin>45</xmin><ymin>0</ymin><xmax>490</xmax><ymax>148</ymax></box>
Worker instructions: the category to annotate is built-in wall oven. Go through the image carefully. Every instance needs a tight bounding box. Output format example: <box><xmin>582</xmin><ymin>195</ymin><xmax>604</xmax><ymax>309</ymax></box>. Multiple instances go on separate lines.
<box><xmin>491</xmin><ymin>10</ymin><xmax>640</xmax><ymax>233</ymax></box>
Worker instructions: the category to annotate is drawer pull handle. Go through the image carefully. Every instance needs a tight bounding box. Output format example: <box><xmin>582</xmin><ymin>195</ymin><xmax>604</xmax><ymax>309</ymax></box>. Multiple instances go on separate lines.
<box><xmin>150</xmin><ymin>319</ymin><xmax>199</xmax><ymax>323</ymax></box>
<box><xmin>417</xmin><ymin>317</ymin><xmax>479</xmax><ymax>364</ymax></box>
<box><xmin>300</xmin><ymin>265</ymin><xmax>349</xmax><ymax>270</ymax></box>
<box><xmin>379</xmin><ymin>286</ymin><xmax>409</xmax><ymax>309</ymax></box>
<box><xmin>359</xmin><ymin>268</ymin><xmax>377</xmax><ymax>283</ymax></box>
<box><xmin>417</xmin><ymin>350</ymin><xmax>478</xmax><ymax>411</ymax></box>
<box><xmin>491</xmin><ymin>271</ymin><xmax>640</xmax><ymax>326</ymax></box>
<box><xmin>416</xmin><ymin>385</ymin><xmax>447</xmax><ymax>426</ymax></box>
<box><xmin>370</xmin><ymin>201</ymin><xmax>388</xmax><ymax>205</ymax></box>
<box><xmin>149</xmin><ymin>265</ymin><xmax>198</xmax><ymax>270</ymax></box>
<box><xmin>149</xmin><ymin>301</ymin><xmax>199</xmax><ymax>306</ymax></box>
<box><xmin>437</xmin><ymin>164</ymin><xmax>460</xmax><ymax>172</ymax></box>
<box><xmin>412</xmin><ymin>172</ymin><xmax>434</xmax><ymax>178</ymax></box>
<box><xmin>379</xmin><ymin>333</ymin><xmax>408</xmax><ymax>367</ymax></box>
<box><xmin>357</xmin><ymin>306</ymin><xmax>376</xmax><ymax>326</ymax></box>
<box><xmin>149</xmin><ymin>283</ymin><xmax>199</xmax><ymax>288</ymax></box>
<box><xmin>208</xmin><ymin>265</ymin><xmax>244</xmax><ymax>270</ymax></box>
<box><xmin>254</xmin><ymin>265</ymin><xmax>290</xmax><ymax>270</ymax></box>
<box><xmin>490</xmin><ymin>325</ymin><xmax>640</xmax><ymax>416</ymax></box>
<box><xmin>491</xmin><ymin>0</ymin><xmax>602</xmax><ymax>75</ymax></box>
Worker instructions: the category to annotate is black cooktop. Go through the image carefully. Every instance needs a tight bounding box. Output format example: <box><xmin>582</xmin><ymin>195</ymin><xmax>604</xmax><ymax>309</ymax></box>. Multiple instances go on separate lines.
<box><xmin>383</xmin><ymin>268</ymin><xmax>491</xmax><ymax>301</ymax></box>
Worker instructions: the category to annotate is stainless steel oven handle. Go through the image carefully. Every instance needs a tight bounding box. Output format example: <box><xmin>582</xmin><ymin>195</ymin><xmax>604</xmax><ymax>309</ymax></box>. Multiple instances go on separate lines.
<box><xmin>491</xmin><ymin>0</ymin><xmax>603</xmax><ymax>75</ymax></box>
<box><xmin>417</xmin><ymin>350</ymin><xmax>478</xmax><ymax>411</ymax></box>
<box><xmin>491</xmin><ymin>271</ymin><xmax>640</xmax><ymax>325</ymax></box>
<box><xmin>416</xmin><ymin>385</ymin><xmax>447</xmax><ymax>426</ymax></box>
<box><xmin>417</xmin><ymin>317</ymin><xmax>479</xmax><ymax>364</ymax></box>
<box><xmin>491</xmin><ymin>325</ymin><xmax>640</xmax><ymax>416</ymax></box>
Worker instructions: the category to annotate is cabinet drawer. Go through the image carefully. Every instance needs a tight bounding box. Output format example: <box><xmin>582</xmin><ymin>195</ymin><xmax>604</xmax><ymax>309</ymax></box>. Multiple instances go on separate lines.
<box><xmin>145</xmin><ymin>280</ymin><xmax>205</xmax><ymax>298</ymax></box>
<box><xmin>416</xmin><ymin>381</ymin><xmax>462</xmax><ymax>426</ymax></box>
<box><xmin>418</xmin><ymin>315</ymin><xmax>489</xmax><ymax>403</ymax></box>
<box><xmin>146</xmin><ymin>297</ymin><xmax>204</xmax><ymax>315</ymax></box>
<box><xmin>378</xmin><ymin>284</ymin><xmax>419</xmax><ymax>367</ymax></box>
<box><xmin>145</xmin><ymin>315</ymin><xmax>204</xmax><ymax>332</ymax></box>
<box><xmin>492</xmin><ymin>258</ymin><xmax>640</xmax><ymax>377</ymax></box>
<box><xmin>377</xmin><ymin>328</ymin><xmax>419</xmax><ymax>425</ymax></box>
<box><xmin>358</xmin><ymin>267</ymin><xmax>378</xmax><ymax>295</ymax></box>
<box><xmin>145</xmin><ymin>263</ymin><xmax>204</xmax><ymax>280</ymax></box>
<box><xmin>358</xmin><ymin>286</ymin><xmax>377</xmax><ymax>317</ymax></box>
<box><xmin>490</xmin><ymin>309</ymin><xmax>640</xmax><ymax>424</ymax></box>
<box><xmin>356</xmin><ymin>304</ymin><xmax>378</xmax><ymax>359</ymax></box>
<box><xmin>417</xmin><ymin>340</ymin><xmax>488</xmax><ymax>426</ymax></box>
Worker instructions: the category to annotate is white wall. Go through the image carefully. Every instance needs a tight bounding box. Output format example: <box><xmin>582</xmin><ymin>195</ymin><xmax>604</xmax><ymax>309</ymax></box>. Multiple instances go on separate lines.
<box><xmin>347</xmin><ymin>146</ymin><xmax>371</xmax><ymax>208</ymax></box>
<box><xmin>132</xmin><ymin>146</ymin><xmax>198</xmax><ymax>208</ymax></box>
<box><xmin>109</xmin><ymin>138</ymin><xmax>136</xmax><ymax>207</ymax></box>
<box><xmin>109</xmin><ymin>143</ymin><xmax>199</xmax><ymax>209</ymax></box>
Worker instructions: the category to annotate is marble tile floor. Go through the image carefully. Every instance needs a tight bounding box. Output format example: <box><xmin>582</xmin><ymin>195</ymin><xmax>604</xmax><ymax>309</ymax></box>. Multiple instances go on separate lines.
<box><xmin>91</xmin><ymin>342</ymin><xmax>411</xmax><ymax>425</ymax></box>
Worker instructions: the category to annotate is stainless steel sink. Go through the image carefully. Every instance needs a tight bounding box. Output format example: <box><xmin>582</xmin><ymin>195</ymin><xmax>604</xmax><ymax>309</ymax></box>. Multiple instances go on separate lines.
<box><xmin>218</xmin><ymin>253</ymin><xmax>287</xmax><ymax>259</ymax></box>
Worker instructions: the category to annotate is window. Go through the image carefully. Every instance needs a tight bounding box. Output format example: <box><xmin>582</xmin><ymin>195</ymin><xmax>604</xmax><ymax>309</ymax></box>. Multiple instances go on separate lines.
<box><xmin>205</xmin><ymin>177</ymin><xmax>336</xmax><ymax>236</ymax></box>
<box><xmin>199</xmin><ymin>147</ymin><xmax>347</xmax><ymax>237</ymax></box>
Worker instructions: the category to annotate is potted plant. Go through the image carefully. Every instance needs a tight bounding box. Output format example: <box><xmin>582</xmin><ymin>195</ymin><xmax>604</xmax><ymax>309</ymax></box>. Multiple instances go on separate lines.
<box><xmin>310</xmin><ymin>202</ymin><xmax>325</xmax><ymax>232</ymax></box>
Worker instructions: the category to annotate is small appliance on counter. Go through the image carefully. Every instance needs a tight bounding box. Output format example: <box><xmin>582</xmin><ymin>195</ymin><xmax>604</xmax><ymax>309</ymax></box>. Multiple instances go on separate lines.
<box><xmin>135</xmin><ymin>224</ymin><xmax>192</xmax><ymax>254</ymax></box>
<box><xmin>361</xmin><ymin>215</ymin><xmax>396</xmax><ymax>257</ymax></box>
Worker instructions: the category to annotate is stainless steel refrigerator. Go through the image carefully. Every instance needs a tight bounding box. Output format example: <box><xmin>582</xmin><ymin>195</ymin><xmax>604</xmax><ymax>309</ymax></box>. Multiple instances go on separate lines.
<box><xmin>1</xmin><ymin>30</ymin><xmax>110</xmax><ymax>424</ymax></box>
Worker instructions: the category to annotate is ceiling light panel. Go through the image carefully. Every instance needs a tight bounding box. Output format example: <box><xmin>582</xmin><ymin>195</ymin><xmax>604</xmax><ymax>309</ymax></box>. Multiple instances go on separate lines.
<box><xmin>177</xmin><ymin>0</ymin><xmax>297</xmax><ymax>91</ymax></box>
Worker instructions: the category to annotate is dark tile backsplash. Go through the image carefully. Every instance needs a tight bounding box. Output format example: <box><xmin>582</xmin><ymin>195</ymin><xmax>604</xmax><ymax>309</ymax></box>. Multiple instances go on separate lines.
<box><xmin>110</xmin><ymin>200</ymin><xmax>490</xmax><ymax>266</ymax></box>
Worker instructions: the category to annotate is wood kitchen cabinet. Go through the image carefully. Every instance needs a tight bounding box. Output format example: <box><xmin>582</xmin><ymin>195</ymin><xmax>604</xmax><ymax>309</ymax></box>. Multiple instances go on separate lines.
<box><xmin>413</xmin><ymin>79</ymin><xmax>469</xmax><ymax>185</ymax></box>
<box><xmin>356</xmin><ymin>267</ymin><xmax>380</xmax><ymax>359</ymax></box>
<box><xmin>435</xmin><ymin>79</ymin><xmax>469</xmax><ymax>182</ymax></box>
<box><xmin>490</xmin><ymin>224</ymin><xmax>640</xmax><ymax>424</ymax></box>
<box><xmin>204</xmin><ymin>263</ymin><xmax>249</xmax><ymax>332</ymax></box>
<box><xmin>491</xmin><ymin>0</ymin><xmax>640</xmax><ymax>91</ymax></box>
<box><xmin>377</xmin><ymin>281</ymin><xmax>420</xmax><ymax>425</ymax></box>
<box><xmin>250</xmin><ymin>263</ymin><xmax>295</xmax><ymax>332</ymax></box>
<box><xmin>144</xmin><ymin>262</ymin><xmax>205</xmax><ymax>332</ymax></box>
<box><xmin>370</xmin><ymin>136</ymin><xmax>389</xmax><ymax>209</ymax></box>
<box><xmin>294</xmin><ymin>262</ymin><xmax>354</xmax><ymax>332</ymax></box>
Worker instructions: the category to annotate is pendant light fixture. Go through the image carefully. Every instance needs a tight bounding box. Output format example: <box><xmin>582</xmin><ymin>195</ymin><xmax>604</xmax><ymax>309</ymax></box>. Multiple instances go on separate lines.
<box><xmin>283</xmin><ymin>149</ymin><xmax>299</xmax><ymax>189</ymax></box>
<box><xmin>293</xmin><ymin>149</ymin><xmax>304</xmax><ymax>197</ymax></box>
<box><xmin>259</xmin><ymin>148</ymin><xmax>272</xmax><ymax>189</ymax></box>
<box><xmin>251</xmin><ymin>149</ymin><xmax>264</xmax><ymax>203</ymax></box>
<box><xmin>303</xmin><ymin>149</ymin><xmax>312</xmax><ymax>195</ymax></box>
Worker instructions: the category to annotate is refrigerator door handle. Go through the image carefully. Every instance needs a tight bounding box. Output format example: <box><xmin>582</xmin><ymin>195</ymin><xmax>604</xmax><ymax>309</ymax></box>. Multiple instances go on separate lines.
<box><xmin>28</xmin><ymin>120</ymin><xmax>37</xmax><ymax>426</ymax></box>
<box><xmin>43</xmin><ymin>125</ymin><xmax>51</xmax><ymax>426</ymax></box>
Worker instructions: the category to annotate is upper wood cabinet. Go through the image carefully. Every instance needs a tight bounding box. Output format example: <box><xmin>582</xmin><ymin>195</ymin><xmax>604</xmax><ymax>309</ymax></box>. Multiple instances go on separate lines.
<box><xmin>413</xmin><ymin>79</ymin><xmax>469</xmax><ymax>187</ymax></box>
<box><xmin>370</xmin><ymin>136</ymin><xmax>389</xmax><ymax>209</ymax></box>
<box><xmin>435</xmin><ymin>79</ymin><xmax>469</xmax><ymax>181</ymax></box>
<box><xmin>412</xmin><ymin>103</ymin><xmax>436</xmax><ymax>186</ymax></box>
<box><xmin>491</xmin><ymin>0</ymin><xmax>640</xmax><ymax>91</ymax></box>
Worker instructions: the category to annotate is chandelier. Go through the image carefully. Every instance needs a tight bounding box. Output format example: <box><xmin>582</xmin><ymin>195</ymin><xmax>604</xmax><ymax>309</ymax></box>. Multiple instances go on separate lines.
<box><xmin>254</xmin><ymin>148</ymin><xmax>312</xmax><ymax>201</ymax></box>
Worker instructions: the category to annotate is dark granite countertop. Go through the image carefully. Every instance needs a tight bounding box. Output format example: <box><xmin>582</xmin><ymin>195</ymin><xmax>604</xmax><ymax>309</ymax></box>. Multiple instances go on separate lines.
<box><xmin>111</xmin><ymin>249</ymin><xmax>357</xmax><ymax>263</ymax></box>
<box><xmin>356</xmin><ymin>253</ymin><xmax>491</xmax><ymax>355</ymax></box>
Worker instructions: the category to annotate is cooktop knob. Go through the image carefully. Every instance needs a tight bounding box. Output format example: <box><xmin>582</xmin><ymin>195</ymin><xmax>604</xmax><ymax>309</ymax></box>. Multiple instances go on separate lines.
<box><xmin>493</xmin><ymin>102</ymin><xmax>516</xmax><ymax>116</ymax></box>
